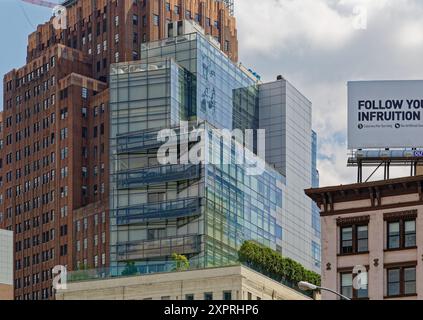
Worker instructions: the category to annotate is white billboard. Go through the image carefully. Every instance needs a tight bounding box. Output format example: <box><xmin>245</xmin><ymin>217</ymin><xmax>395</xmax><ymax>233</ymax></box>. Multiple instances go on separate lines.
<box><xmin>348</xmin><ymin>80</ymin><xmax>423</xmax><ymax>149</ymax></box>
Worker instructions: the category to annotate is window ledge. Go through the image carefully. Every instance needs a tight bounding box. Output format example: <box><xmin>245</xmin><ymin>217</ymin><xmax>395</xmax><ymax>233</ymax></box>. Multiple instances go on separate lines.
<box><xmin>384</xmin><ymin>293</ymin><xmax>417</xmax><ymax>299</ymax></box>
<box><xmin>384</xmin><ymin>246</ymin><xmax>417</xmax><ymax>253</ymax></box>
<box><xmin>337</xmin><ymin>251</ymin><xmax>369</xmax><ymax>257</ymax></box>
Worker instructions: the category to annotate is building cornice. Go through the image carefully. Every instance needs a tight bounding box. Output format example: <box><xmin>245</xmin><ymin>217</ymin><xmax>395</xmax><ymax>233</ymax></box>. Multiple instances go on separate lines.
<box><xmin>305</xmin><ymin>176</ymin><xmax>423</xmax><ymax>216</ymax></box>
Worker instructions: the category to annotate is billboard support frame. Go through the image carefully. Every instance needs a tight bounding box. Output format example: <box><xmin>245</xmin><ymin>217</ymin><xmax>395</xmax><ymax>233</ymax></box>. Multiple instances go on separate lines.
<box><xmin>349</xmin><ymin>149</ymin><xmax>421</xmax><ymax>183</ymax></box>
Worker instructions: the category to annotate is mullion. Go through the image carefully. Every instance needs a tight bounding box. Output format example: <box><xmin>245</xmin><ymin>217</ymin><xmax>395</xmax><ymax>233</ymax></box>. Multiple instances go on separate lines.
<box><xmin>400</xmin><ymin>267</ymin><xmax>404</xmax><ymax>296</ymax></box>
<box><xmin>352</xmin><ymin>225</ymin><xmax>357</xmax><ymax>254</ymax></box>
<box><xmin>399</xmin><ymin>219</ymin><xmax>404</xmax><ymax>249</ymax></box>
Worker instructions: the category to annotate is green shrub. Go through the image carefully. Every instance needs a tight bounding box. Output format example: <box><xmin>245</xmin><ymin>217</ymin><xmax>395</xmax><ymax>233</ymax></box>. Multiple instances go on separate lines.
<box><xmin>172</xmin><ymin>253</ymin><xmax>190</xmax><ymax>271</ymax></box>
<box><xmin>238</xmin><ymin>241</ymin><xmax>321</xmax><ymax>286</ymax></box>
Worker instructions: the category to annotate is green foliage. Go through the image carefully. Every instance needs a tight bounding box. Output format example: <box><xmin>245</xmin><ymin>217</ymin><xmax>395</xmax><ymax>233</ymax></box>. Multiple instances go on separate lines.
<box><xmin>121</xmin><ymin>261</ymin><xmax>138</xmax><ymax>276</ymax></box>
<box><xmin>172</xmin><ymin>253</ymin><xmax>190</xmax><ymax>271</ymax></box>
<box><xmin>238</xmin><ymin>241</ymin><xmax>321</xmax><ymax>286</ymax></box>
<box><xmin>70</xmin><ymin>264</ymin><xmax>90</xmax><ymax>282</ymax></box>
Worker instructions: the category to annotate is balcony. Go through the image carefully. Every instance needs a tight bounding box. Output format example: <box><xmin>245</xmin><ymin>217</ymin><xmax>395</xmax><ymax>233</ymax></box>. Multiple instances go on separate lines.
<box><xmin>114</xmin><ymin>197</ymin><xmax>202</xmax><ymax>225</ymax></box>
<box><xmin>116</xmin><ymin>234</ymin><xmax>202</xmax><ymax>261</ymax></box>
<box><xmin>116</xmin><ymin>130</ymin><xmax>192</xmax><ymax>154</ymax></box>
<box><xmin>116</xmin><ymin>131</ymin><xmax>163</xmax><ymax>154</ymax></box>
<box><xmin>116</xmin><ymin>164</ymin><xmax>201</xmax><ymax>189</ymax></box>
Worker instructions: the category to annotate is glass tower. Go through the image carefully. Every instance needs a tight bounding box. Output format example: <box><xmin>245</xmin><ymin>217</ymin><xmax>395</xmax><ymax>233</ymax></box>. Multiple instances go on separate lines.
<box><xmin>311</xmin><ymin>131</ymin><xmax>321</xmax><ymax>268</ymax></box>
<box><xmin>109</xmin><ymin>29</ymin><xmax>319</xmax><ymax>274</ymax></box>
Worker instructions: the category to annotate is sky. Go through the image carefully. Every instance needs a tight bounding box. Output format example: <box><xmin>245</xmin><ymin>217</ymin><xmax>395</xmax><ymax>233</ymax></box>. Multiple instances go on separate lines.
<box><xmin>1</xmin><ymin>0</ymin><xmax>423</xmax><ymax>187</ymax></box>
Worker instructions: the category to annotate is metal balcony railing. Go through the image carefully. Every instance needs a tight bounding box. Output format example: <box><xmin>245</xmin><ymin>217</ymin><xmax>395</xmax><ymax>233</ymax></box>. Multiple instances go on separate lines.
<box><xmin>114</xmin><ymin>197</ymin><xmax>202</xmax><ymax>225</ymax></box>
<box><xmin>116</xmin><ymin>234</ymin><xmax>202</xmax><ymax>261</ymax></box>
<box><xmin>116</xmin><ymin>164</ymin><xmax>201</xmax><ymax>189</ymax></box>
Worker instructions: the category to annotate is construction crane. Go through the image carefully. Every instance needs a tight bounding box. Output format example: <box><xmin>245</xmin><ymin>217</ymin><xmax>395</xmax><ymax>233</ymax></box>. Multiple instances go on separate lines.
<box><xmin>21</xmin><ymin>0</ymin><xmax>60</xmax><ymax>9</ymax></box>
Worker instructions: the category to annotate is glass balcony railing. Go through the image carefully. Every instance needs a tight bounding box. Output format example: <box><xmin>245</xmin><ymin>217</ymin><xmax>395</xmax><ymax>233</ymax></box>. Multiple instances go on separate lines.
<box><xmin>113</xmin><ymin>197</ymin><xmax>202</xmax><ymax>225</ymax></box>
<box><xmin>115</xmin><ymin>128</ymin><xmax>194</xmax><ymax>154</ymax></box>
<box><xmin>116</xmin><ymin>164</ymin><xmax>201</xmax><ymax>189</ymax></box>
<box><xmin>67</xmin><ymin>260</ymin><xmax>217</xmax><ymax>283</ymax></box>
<box><xmin>116</xmin><ymin>131</ymin><xmax>163</xmax><ymax>154</ymax></box>
<box><xmin>116</xmin><ymin>234</ymin><xmax>202</xmax><ymax>261</ymax></box>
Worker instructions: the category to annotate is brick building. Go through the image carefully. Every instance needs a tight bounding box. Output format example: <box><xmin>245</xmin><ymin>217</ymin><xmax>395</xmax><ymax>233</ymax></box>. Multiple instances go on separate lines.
<box><xmin>1</xmin><ymin>0</ymin><xmax>237</xmax><ymax>300</ymax></box>
<box><xmin>306</xmin><ymin>176</ymin><xmax>423</xmax><ymax>300</ymax></box>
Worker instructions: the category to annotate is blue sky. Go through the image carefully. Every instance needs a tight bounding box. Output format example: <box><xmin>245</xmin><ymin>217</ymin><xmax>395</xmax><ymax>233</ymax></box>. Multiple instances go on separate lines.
<box><xmin>0</xmin><ymin>0</ymin><xmax>53</xmax><ymax>103</ymax></box>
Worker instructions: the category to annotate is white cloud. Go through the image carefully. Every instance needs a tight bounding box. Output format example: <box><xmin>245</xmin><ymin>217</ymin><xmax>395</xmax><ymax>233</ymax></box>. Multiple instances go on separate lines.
<box><xmin>236</xmin><ymin>0</ymin><xmax>423</xmax><ymax>187</ymax></box>
<box><xmin>236</xmin><ymin>0</ymin><xmax>355</xmax><ymax>54</ymax></box>
<box><xmin>396</xmin><ymin>21</ymin><xmax>423</xmax><ymax>48</ymax></box>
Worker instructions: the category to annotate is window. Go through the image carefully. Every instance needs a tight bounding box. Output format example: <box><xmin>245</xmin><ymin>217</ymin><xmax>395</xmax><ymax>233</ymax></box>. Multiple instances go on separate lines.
<box><xmin>357</xmin><ymin>225</ymin><xmax>368</xmax><ymax>252</ymax></box>
<box><xmin>387</xmin><ymin>218</ymin><xmax>416</xmax><ymax>250</ymax></box>
<box><xmin>340</xmin><ymin>273</ymin><xmax>352</xmax><ymax>299</ymax></box>
<box><xmin>340</xmin><ymin>270</ymin><xmax>368</xmax><ymax>300</ymax></box>
<box><xmin>153</xmin><ymin>14</ymin><xmax>159</xmax><ymax>26</ymax></box>
<box><xmin>147</xmin><ymin>228</ymin><xmax>166</xmax><ymax>240</ymax></box>
<box><xmin>204</xmin><ymin>292</ymin><xmax>213</xmax><ymax>300</ymax></box>
<box><xmin>340</xmin><ymin>224</ymin><xmax>368</xmax><ymax>254</ymax></box>
<box><xmin>341</xmin><ymin>226</ymin><xmax>353</xmax><ymax>254</ymax></box>
<box><xmin>185</xmin><ymin>294</ymin><xmax>194</xmax><ymax>300</ymax></box>
<box><xmin>387</xmin><ymin>266</ymin><xmax>416</xmax><ymax>297</ymax></box>
<box><xmin>311</xmin><ymin>241</ymin><xmax>321</xmax><ymax>268</ymax></box>
<box><xmin>404</xmin><ymin>267</ymin><xmax>417</xmax><ymax>295</ymax></box>
<box><xmin>404</xmin><ymin>220</ymin><xmax>416</xmax><ymax>248</ymax></box>
<box><xmin>224</xmin><ymin>40</ymin><xmax>230</xmax><ymax>52</ymax></box>
<box><xmin>133</xmin><ymin>14</ymin><xmax>138</xmax><ymax>25</ymax></box>
<box><xmin>82</xmin><ymin>87</ymin><xmax>88</xmax><ymax>99</ymax></box>
<box><xmin>275</xmin><ymin>224</ymin><xmax>283</xmax><ymax>240</ymax></box>
<box><xmin>223</xmin><ymin>291</ymin><xmax>232</xmax><ymax>300</ymax></box>
<box><xmin>387</xmin><ymin>222</ymin><xmax>400</xmax><ymax>249</ymax></box>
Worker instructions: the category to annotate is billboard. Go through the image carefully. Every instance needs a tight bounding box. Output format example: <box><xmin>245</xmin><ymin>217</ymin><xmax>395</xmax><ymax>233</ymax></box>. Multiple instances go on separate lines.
<box><xmin>348</xmin><ymin>80</ymin><xmax>423</xmax><ymax>149</ymax></box>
